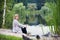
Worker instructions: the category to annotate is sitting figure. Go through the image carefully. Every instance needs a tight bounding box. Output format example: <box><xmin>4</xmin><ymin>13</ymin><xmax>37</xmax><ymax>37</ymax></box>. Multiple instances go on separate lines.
<box><xmin>12</xmin><ymin>14</ymin><xmax>27</xmax><ymax>34</ymax></box>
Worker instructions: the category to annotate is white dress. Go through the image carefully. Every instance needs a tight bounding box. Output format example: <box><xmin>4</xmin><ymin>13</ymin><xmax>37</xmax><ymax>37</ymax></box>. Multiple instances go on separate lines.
<box><xmin>12</xmin><ymin>19</ymin><xmax>25</xmax><ymax>33</ymax></box>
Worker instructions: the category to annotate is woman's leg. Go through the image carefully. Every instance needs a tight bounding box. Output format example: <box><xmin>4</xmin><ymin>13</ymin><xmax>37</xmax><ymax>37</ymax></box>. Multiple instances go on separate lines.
<box><xmin>21</xmin><ymin>27</ymin><xmax>27</xmax><ymax>34</ymax></box>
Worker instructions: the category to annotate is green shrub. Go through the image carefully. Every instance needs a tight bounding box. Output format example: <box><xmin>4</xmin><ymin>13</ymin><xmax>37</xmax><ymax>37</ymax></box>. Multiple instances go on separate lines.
<box><xmin>53</xmin><ymin>0</ymin><xmax>60</xmax><ymax>34</ymax></box>
<box><xmin>0</xmin><ymin>34</ymin><xmax>23</xmax><ymax>40</ymax></box>
<box><xmin>0</xmin><ymin>0</ymin><xmax>4</xmax><ymax>28</ymax></box>
<box><xmin>40</xmin><ymin>2</ymin><xmax>54</xmax><ymax>26</ymax></box>
<box><xmin>5</xmin><ymin>11</ymin><xmax>15</xmax><ymax>29</ymax></box>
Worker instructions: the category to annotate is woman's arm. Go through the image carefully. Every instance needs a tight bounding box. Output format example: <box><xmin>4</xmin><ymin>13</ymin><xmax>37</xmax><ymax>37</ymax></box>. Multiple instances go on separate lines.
<box><xmin>16</xmin><ymin>20</ymin><xmax>26</xmax><ymax>28</ymax></box>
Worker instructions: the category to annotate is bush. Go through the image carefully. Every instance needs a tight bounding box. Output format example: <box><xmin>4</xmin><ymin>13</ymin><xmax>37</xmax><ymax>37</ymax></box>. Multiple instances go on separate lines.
<box><xmin>0</xmin><ymin>34</ymin><xmax>23</xmax><ymax>40</ymax></box>
<box><xmin>5</xmin><ymin>11</ymin><xmax>15</xmax><ymax>29</ymax></box>
<box><xmin>40</xmin><ymin>2</ymin><xmax>54</xmax><ymax>26</ymax></box>
<box><xmin>0</xmin><ymin>0</ymin><xmax>4</xmax><ymax>28</ymax></box>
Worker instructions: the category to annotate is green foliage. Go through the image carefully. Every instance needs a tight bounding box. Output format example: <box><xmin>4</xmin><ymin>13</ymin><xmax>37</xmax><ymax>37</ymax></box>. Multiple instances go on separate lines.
<box><xmin>6</xmin><ymin>0</ymin><xmax>14</xmax><ymax>10</ymax></box>
<box><xmin>13</xmin><ymin>3</ymin><xmax>26</xmax><ymax>23</ymax></box>
<box><xmin>5</xmin><ymin>11</ymin><xmax>15</xmax><ymax>29</ymax></box>
<box><xmin>12</xmin><ymin>3</ymin><xmax>40</xmax><ymax>24</ymax></box>
<box><xmin>46</xmin><ymin>0</ymin><xmax>60</xmax><ymax>35</ymax></box>
<box><xmin>53</xmin><ymin>0</ymin><xmax>60</xmax><ymax>34</ymax></box>
<box><xmin>0</xmin><ymin>13</ymin><xmax>3</xmax><ymax>28</ymax></box>
<box><xmin>0</xmin><ymin>0</ymin><xmax>4</xmax><ymax>28</ymax></box>
<box><xmin>0</xmin><ymin>0</ymin><xmax>4</xmax><ymax>11</ymax></box>
<box><xmin>0</xmin><ymin>34</ymin><xmax>23</xmax><ymax>40</ymax></box>
<box><xmin>40</xmin><ymin>2</ymin><xmax>54</xmax><ymax>25</ymax></box>
<box><xmin>5</xmin><ymin>3</ymin><xmax>26</xmax><ymax>28</ymax></box>
<box><xmin>5</xmin><ymin>3</ymin><xmax>41</xmax><ymax>28</ymax></box>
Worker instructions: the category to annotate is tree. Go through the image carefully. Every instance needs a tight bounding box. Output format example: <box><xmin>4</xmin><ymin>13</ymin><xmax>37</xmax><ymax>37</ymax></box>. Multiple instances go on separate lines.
<box><xmin>40</xmin><ymin>2</ymin><xmax>54</xmax><ymax>25</ymax></box>
<box><xmin>2</xmin><ymin>0</ymin><xmax>6</xmax><ymax>28</ymax></box>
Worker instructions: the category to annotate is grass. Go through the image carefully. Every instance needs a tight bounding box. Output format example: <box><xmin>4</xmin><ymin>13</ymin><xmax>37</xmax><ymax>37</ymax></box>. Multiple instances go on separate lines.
<box><xmin>0</xmin><ymin>34</ymin><xmax>23</xmax><ymax>40</ymax></box>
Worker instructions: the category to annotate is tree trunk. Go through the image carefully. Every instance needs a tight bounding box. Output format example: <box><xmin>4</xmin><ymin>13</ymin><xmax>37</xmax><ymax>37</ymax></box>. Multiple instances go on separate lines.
<box><xmin>2</xmin><ymin>0</ymin><xmax>6</xmax><ymax>28</ymax></box>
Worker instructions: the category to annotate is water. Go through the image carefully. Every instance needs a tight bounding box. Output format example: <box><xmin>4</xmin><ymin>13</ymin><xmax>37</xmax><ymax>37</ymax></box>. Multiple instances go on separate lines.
<box><xmin>26</xmin><ymin>24</ymin><xmax>50</xmax><ymax>37</ymax></box>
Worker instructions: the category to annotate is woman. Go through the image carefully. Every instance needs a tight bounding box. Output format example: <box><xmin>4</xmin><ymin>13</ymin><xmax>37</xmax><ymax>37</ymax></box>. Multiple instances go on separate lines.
<box><xmin>12</xmin><ymin>14</ymin><xmax>27</xmax><ymax>33</ymax></box>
